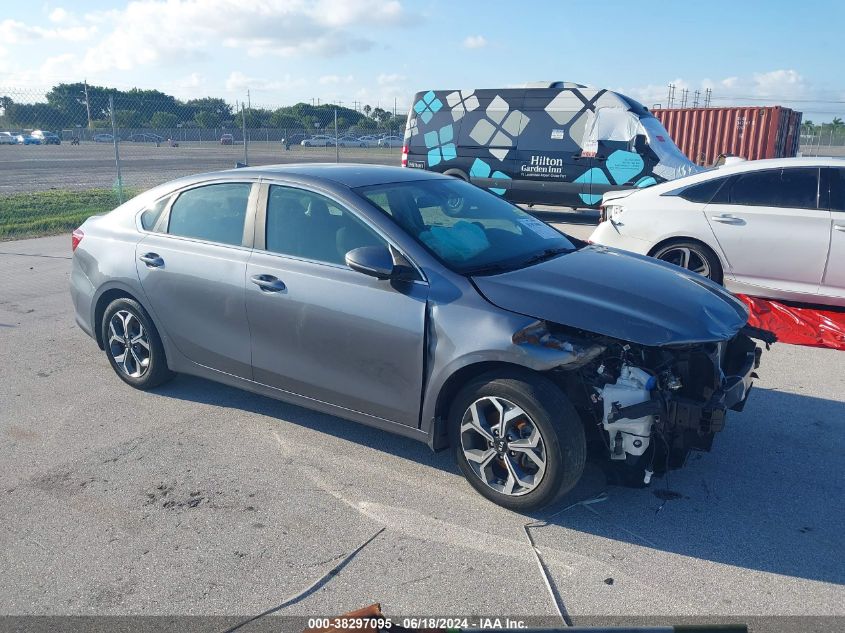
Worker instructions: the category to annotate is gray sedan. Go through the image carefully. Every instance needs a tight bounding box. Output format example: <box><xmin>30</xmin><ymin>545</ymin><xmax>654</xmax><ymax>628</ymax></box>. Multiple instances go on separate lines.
<box><xmin>70</xmin><ymin>165</ymin><xmax>766</xmax><ymax>510</ymax></box>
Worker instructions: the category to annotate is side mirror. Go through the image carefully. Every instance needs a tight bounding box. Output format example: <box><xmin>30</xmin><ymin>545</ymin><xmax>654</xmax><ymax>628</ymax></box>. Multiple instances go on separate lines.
<box><xmin>345</xmin><ymin>246</ymin><xmax>396</xmax><ymax>280</ymax></box>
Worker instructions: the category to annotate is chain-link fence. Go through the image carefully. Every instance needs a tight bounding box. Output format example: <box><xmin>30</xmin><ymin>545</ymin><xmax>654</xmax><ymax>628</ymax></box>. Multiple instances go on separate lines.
<box><xmin>0</xmin><ymin>86</ymin><xmax>407</xmax><ymax>199</ymax></box>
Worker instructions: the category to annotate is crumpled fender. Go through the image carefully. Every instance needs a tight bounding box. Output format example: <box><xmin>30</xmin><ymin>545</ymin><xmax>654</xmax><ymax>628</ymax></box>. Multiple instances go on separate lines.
<box><xmin>737</xmin><ymin>294</ymin><xmax>845</xmax><ymax>351</ymax></box>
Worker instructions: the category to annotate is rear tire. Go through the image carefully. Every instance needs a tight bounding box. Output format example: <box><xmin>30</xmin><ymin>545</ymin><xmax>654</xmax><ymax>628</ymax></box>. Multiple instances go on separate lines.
<box><xmin>651</xmin><ymin>239</ymin><xmax>723</xmax><ymax>284</ymax></box>
<box><xmin>448</xmin><ymin>370</ymin><xmax>586</xmax><ymax>511</ymax></box>
<box><xmin>101</xmin><ymin>298</ymin><xmax>175</xmax><ymax>390</ymax></box>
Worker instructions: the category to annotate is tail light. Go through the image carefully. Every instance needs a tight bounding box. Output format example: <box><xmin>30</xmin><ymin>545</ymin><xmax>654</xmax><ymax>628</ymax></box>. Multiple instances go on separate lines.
<box><xmin>401</xmin><ymin>145</ymin><xmax>408</xmax><ymax>168</ymax></box>
<box><xmin>71</xmin><ymin>228</ymin><xmax>84</xmax><ymax>252</ymax></box>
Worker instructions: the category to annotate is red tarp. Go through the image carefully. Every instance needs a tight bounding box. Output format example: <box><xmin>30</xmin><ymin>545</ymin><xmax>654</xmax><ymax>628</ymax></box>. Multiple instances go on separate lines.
<box><xmin>737</xmin><ymin>294</ymin><xmax>845</xmax><ymax>351</ymax></box>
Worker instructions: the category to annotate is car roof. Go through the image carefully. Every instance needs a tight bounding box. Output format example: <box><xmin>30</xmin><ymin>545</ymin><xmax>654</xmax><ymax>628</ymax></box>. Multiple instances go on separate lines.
<box><xmin>190</xmin><ymin>163</ymin><xmax>446</xmax><ymax>188</ymax></box>
<box><xmin>629</xmin><ymin>156</ymin><xmax>845</xmax><ymax>197</ymax></box>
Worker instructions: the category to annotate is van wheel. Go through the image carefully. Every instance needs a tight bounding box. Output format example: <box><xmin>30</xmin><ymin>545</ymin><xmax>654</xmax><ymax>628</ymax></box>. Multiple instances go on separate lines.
<box><xmin>652</xmin><ymin>239</ymin><xmax>723</xmax><ymax>283</ymax></box>
<box><xmin>449</xmin><ymin>370</ymin><xmax>586</xmax><ymax>511</ymax></box>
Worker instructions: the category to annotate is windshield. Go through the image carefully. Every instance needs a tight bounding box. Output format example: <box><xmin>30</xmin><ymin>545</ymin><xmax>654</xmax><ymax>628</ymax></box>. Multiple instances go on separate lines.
<box><xmin>355</xmin><ymin>179</ymin><xmax>577</xmax><ymax>274</ymax></box>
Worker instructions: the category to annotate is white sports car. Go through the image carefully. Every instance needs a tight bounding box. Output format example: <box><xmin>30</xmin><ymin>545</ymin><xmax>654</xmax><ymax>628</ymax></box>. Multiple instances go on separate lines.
<box><xmin>589</xmin><ymin>157</ymin><xmax>845</xmax><ymax>307</ymax></box>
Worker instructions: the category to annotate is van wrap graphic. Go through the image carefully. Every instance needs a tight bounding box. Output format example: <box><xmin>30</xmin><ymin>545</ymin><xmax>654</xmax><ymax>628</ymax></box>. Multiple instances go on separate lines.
<box><xmin>424</xmin><ymin>124</ymin><xmax>457</xmax><ymax>167</ymax></box>
<box><xmin>470</xmin><ymin>158</ymin><xmax>511</xmax><ymax>196</ymax></box>
<box><xmin>413</xmin><ymin>91</ymin><xmax>443</xmax><ymax>124</ymax></box>
<box><xmin>405</xmin><ymin>86</ymin><xmax>692</xmax><ymax>208</ymax></box>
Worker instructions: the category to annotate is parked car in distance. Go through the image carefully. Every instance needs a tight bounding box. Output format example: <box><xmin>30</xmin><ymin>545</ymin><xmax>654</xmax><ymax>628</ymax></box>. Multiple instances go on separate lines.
<box><xmin>301</xmin><ymin>135</ymin><xmax>337</xmax><ymax>147</ymax></box>
<box><xmin>31</xmin><ymin>129</ymin><xmax>61</xmax><ymax>145</ymax></box>
<box><xmin>127</xmin><ymin>133</ymin><xmax>163</xmax><ymax>143</ymax></box>
<box><xmin>0</xmin><ymin>132</ymin><xmax>15</xmax><ymax>145</ymax></box>
<box><xmin>590</xmin><ymin>157</ymin><xmax>845</xmax><ymax>307</ymax></box>
<box><xmin>357</xmin><ymin>135</ymin><xmax>381</xmax><ymax>148</ymax></box>
<box><xmin>281</xmin><ymin>133</ymin><xmax>308</xmax><ymax>146</ymax></box>
<box><xmin>403</xmin><ymin>82</ymin><xmax>700</xmax><ymax>208</ymax></box>
<box><xmin>336</xmin><ymin>135</ymin><xmax>367</xmax><ymax>148</ymax></box>
<box><xmin>378</xmin><ymin>135</ymin><xmax>402</xmax><ymax>148</ymax></box>
<box><xmin>220</xmin><ymin>133</ymin><xmax>234</xmax><ymax>145</ymax></box>
<box><xmin>15</xmin><ymin>134</ymin><xmax>41</xmax><ymax>145</ymax></box>
<box><xmin>70</xmin><ymin>164</ymin><xmax>766</xmax><ymax>510</ymax></box>
<box><xmin>93</xmin><ymin>133</ymin><xmax>115</xmax><ymax>143</ymax></box>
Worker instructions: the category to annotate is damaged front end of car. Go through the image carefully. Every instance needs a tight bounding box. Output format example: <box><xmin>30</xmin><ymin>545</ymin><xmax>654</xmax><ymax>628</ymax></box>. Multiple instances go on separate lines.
<box><xmin>513</xmin><ymin>320</ymin><xmax>775</xmax><ymax>484</ymax></box>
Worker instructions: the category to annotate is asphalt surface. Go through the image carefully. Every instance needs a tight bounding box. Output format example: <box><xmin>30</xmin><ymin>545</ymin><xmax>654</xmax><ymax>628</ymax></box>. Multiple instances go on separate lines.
<box><xmin>0</xmin><ymin>143</ymin><xmax>400</xmax><ymax>193</ymax></box>
<box><xmin>0</xmin><ymin>229</ymin><xmax>843</xmax><ymax>631</ymax></box>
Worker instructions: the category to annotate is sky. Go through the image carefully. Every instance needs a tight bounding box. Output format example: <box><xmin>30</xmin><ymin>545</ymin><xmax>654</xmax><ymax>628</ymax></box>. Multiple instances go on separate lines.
<box><xmin>0</xmin><ymin>0</ymin><xmax>843</xmax><ymax>121</ymax></box>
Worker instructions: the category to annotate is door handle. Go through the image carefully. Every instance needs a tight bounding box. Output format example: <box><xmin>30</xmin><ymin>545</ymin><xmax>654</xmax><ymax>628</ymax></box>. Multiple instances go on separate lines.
<box><xmin>251</xmin><ymin>274</ymin><xmax>286</xmax><ymax>292</ymax></box>
<box><xmin>139</xmin><ymin>252</ymin><xmax>164</xmax><ymax>267</ymax></box>
<box><xmin>834</xmin><ymin>224</ymin><xmax>845</xmax><ymax>232</ymax></box>
<box><xmin>710</xmin><ymin>214</ymin><xmax>745</xmax><ymax>225</ymax></box>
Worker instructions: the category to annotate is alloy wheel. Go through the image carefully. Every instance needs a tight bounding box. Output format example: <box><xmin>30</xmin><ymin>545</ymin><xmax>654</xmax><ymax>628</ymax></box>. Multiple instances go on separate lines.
<box><xmin>459</xmin><ymin>396</ymin><xmax>547</xmax><ymax>496</ymax></box>
<box><xmin>107</xmin><ymin>310</ymin><xmax>151</xmax><ymax>378</ymax></box>
<box><xmin>654</xmin><ymin>245</ymin><xmax>712</xmax><ymax>278</ymax></box>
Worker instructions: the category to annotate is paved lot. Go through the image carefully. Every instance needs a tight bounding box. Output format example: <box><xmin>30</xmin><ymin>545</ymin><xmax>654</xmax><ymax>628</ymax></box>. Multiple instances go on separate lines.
<box><xmin>0</xmin><ymin>144</ymin><xmax>400</xmax><ymax>193</ymax></box>
<box><xmin>0</xmin><ymin>229</ymin><xmax>843</xmax><ymax>631</ymax></box>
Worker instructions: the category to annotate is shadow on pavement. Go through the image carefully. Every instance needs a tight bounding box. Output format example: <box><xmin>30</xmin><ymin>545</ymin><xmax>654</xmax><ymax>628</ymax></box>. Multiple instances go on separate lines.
<box><xmin>154</xmin><ymin>375</ymin><xmax>843</xmax><ymax>586</ymax></box>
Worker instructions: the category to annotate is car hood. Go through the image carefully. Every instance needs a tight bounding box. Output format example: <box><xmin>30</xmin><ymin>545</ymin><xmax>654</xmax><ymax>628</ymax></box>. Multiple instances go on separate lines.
<box><xmin>472</xmin><ymin>245</ymin><xmax>749</xmax><ymax>347</ymax></box>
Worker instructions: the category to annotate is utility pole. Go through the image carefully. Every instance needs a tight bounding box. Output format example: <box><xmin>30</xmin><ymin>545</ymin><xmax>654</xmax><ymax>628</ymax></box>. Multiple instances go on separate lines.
<box><xmin>83</xmin><ymin>80</ymin><xmax>93</xmax><ymax>130</ymax></box>
<box><xmin>334</xmin><ymin>108</ymin><xmax>339</xmax><ymax>163</ymax></box>
<box><xmin>109</xmin><ymin>95</ymin><xmax>123</xmax><ymax>203</ymax></box>
<box><xmin>704</xmin><ymin>88</ymin><xmax>712</xmax><ymax>108</ymax></box>
<box><xmin>692</xmin><ymin>90</ymin><xmax>700</xmax><ymax>108</ymax></box>
<box><xmin>241</xmin><ymin>101</ymin><xmax>248</xmax><ymax>166</ymax></box>
<box><xmin>247</xmin><ymin>89</ymin><xmax>251</xmax><ymax>111</ymax></box>
<box><xmin>667</xmin><ymin>84</ymin><xmax>675</xmax><ymax>109</ymax></box>
<box><xmin>680</xmin><ymin>88</ymin><xmax>689</xmax><ymax>109</ymax></box>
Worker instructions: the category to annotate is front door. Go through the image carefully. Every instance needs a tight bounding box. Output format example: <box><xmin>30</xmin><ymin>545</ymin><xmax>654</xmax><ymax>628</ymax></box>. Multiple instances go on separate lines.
<box><xmin>705</xmin><ymin>167</ymin><xmax>830</xmax><ymax>296</ymax></box>
<box><xmin>245</xmin><ymin>184</ymin><xmax>428</xmax><ymax>427</ymax></box>
<box><xmin>135</xmin><ymin>181</ymin><xmax>257</xmax><ymax>378</ymax></box>
<box><xmin>820</xmin><ymin>166</ymin><xmax>845</xmax><ymax>300</ymax></box>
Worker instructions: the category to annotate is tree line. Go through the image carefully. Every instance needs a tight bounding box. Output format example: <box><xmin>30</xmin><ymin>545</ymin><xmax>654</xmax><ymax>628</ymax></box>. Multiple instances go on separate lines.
<box><xmin>0</xmin><ymin>82</ymin><xmax>406</xmax><ymax>132</ymax></box>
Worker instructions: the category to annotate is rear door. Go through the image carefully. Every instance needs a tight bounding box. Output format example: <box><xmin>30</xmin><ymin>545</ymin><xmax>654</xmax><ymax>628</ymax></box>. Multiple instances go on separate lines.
<box><xmin>820</xmin><ymin>167</ymin><xmax>845</xmax><ymax>300</ymax></box>
<box><xmin>135</xmin><ymin>181</ymin><xmax>257</xmax><ymax>378</ymax></box>
<box><xmin>705</xmin><ymin>167</ymin><xmax>830</xmax><ymax>295</ymax></box>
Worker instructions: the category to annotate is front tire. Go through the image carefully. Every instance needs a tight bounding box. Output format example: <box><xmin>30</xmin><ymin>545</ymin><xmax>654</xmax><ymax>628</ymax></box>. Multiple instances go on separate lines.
<box><xmin>652</xmin><ymin>239</ymin><xmax>723</xmax><ymax>284</ymax></box>
<box><xmin>101</xmin><ymin>298</ymin><xmax>175</xmax><ymax>390</ymax></box>
<box><xmin>448</xmin><ymin>370</ymin><xmax>586</xmax><ymax>511</ymax></box>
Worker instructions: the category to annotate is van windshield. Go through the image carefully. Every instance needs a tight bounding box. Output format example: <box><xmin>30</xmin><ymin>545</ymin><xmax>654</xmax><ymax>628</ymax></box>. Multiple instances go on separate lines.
<box><xmin>355</xmin><ymin>179</ymin><xmax>577</xmax><ymax>275</ymax></box>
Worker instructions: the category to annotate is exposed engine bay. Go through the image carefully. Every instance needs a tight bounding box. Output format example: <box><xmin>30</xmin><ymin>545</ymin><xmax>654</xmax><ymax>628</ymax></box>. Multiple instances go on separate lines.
<box><xmin>523</xmin><ymin>321</ymin><xmax>773</xmax><ymax>484</ymax></box>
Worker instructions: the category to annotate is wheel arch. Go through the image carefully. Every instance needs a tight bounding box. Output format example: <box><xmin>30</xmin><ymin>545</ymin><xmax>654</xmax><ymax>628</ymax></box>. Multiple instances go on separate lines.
<box><xmin>92</xmin><ymin>284</ymin><xmax>150</xmax><ymax>349</ymax></box>
<box><xmin>647</xmin><ymin>235</ymin><xmax>727</xmax><ymax>275</ymax></box>
<box><xmin>442</xmin><ymin>168</ymin><xmax>469</xmax><ymax>181</ymax></box>
<box><xmin>427</xmin><ymin>360</ymin><xmax>552</xmax><ymax>451</ymax></box>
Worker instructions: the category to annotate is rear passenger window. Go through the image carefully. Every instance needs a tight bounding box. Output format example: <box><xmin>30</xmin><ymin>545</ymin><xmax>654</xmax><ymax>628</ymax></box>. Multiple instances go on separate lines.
<box><xmin>167</xmin><ymin>183</ymin><xmax>252</xmax><ymax>246</ymax></box>
<box><xmin>680</xmin><ymin>178</ymin><xmax>729</xmax><ymax>204</ymax></box>
<box><xmin>140</xmin><ymin>196</ymin><xmax>169</xmax><ymax>231</ymax></box>
<box><xmin>828</xmin><ymin>168</ymin><xmax>845</xmax><ymax>212</ymax></box>
<box><xmin>729</xmin><ymin>168</ymin><xmax>818</xmax><ymax>210</ymax></box>
<box><xmin>265</xmin><ymin>186</ymin><xmax>386</xmax><ymax>266</ymax></box>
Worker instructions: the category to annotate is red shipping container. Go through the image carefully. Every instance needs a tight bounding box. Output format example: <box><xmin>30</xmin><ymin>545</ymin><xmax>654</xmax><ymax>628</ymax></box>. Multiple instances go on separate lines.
<box><xmin>652</xmin><ymin>106</ymin><xmax>803</xmax><ymax>166</ymax></box>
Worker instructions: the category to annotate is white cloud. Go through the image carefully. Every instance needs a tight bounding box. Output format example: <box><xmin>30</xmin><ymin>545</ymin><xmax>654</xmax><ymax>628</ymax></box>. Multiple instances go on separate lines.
<box><xmin>63</xmin><ymin>0</ymin><xmax>416</xmax><ymax>73</ymax></box>
<box><xmin>224</xmin><ymin>71</ymin><xmax>306</xmax><ymax>94</ymax></box>
<box><xmin>0</xmin><ymin>18</ymin><xmax>96</xmax><ymax>44</ymax></box>
<box><xmin>377</xmin><ymin>73</ymin><xmax>405</xmax><ymax>85</ymax></box>
<box><xmin>463</xmin><ymin>35</ymin><xmax>487</xmax><ymax>49</ymax></box>
<box><xmin>752</xmin><ymin>69</ymin><xmax>806</xmax><ymax>98</ymax></box>
<box><xmin>48</xmin><ymin>8</ymin><xmax>72</xmax><ymax>24</ymax></box>
<box><xmin>318</xmin><ymin>74</ymin><xmax>355</xmax><ymax>85</ymax></box>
